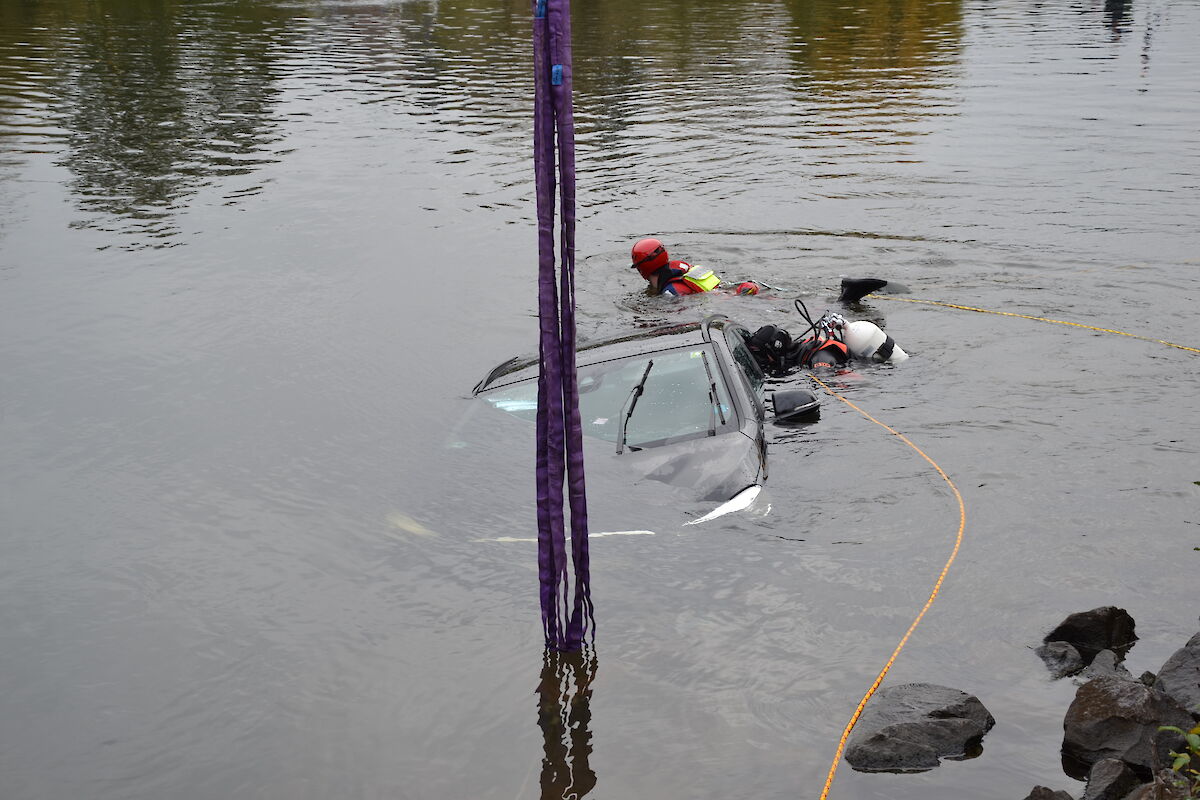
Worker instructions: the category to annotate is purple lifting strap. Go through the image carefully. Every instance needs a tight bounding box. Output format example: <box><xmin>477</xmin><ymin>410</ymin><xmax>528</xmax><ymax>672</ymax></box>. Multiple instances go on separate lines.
<box><xmin>533</xmin><ymin>0</ymin><xmax>593</xmax><ymax>651</ymax></box>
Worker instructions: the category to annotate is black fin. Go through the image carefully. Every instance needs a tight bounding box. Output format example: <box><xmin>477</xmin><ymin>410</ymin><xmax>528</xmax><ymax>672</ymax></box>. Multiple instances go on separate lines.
<box><xmin>838</xmin><ymin>277</ymin><xmax>888</xmax><ymax>304</ymax></box>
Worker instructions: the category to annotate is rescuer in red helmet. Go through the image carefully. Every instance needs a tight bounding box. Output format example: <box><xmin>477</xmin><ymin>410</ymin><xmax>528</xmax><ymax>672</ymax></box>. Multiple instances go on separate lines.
<box><xmin>630</xmin><ymin>238</ymin><xmax>760</xmax><ymax>297</ymax></box>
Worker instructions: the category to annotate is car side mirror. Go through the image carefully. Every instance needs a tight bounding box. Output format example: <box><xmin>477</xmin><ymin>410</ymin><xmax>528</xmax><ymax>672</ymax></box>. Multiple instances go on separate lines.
<box><xmin>772</xmin><ymin>387</ymin><xmax>820</xmax><ymax>423</ymax></box>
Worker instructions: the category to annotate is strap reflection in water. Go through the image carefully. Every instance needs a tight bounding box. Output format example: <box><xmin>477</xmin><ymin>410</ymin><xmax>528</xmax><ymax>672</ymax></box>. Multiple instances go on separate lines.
<box><xmin>536</xmin><ymin>646</ymin><xmax>598</xmax><ymax>800</ymax></box>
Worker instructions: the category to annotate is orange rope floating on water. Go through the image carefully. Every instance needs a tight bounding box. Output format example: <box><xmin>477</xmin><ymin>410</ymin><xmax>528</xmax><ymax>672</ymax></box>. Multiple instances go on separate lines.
<box><xmin>812</xmin><ymin>376</ymin><xmax>966</xmax><ymax>800</ymax></box>
<box><xmin>877</xmin><ymin>296</ymin><xmax>1200</xmax><ymax>354</ymax></box>
<box><xmin>815</xmin><ymin>291</ymin><xmax>1194</xmax><ymax>797</ymax></box>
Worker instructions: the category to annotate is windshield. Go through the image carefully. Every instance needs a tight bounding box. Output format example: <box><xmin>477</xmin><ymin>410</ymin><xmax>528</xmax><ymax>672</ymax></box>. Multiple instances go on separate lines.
<box><xmin>481</xmin><ymin>346</ymin><xmax>735</xmax><ymax>449</ymax></box>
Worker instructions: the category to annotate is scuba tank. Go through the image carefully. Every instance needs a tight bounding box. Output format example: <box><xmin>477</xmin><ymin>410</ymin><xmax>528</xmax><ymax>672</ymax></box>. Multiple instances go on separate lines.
<box><xmin>841</xmin><ymin>320</ymin><xmax>908</xmax><ymax>363</ymax></box>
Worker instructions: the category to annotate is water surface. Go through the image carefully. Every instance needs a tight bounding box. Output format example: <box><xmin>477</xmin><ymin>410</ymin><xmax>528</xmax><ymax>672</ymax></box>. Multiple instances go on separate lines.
<box><xmin>2</xmin><ymin>1</ymin><xmax>1199</xmax><ymax>798</ymax></box>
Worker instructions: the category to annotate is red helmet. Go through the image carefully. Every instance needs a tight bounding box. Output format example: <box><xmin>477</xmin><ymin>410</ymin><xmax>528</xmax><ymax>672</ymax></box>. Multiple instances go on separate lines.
<box><xmin>631</xmin><ymin>238</ymin><xmax>670</xmax><ymax>279</ymax></box>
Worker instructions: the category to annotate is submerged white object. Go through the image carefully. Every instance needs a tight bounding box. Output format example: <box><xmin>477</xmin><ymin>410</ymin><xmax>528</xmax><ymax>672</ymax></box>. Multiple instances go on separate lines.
<box><xmin>685</xmin><ymin>484</ymin><xmax>763</xmax><ymax>526</ymax></box>
<box><xmin>387</xmin><ymin>512</ymin><xmax>438</xmax><ymax>537</ymax></box>
<box><xmin>842</xmin><ymin>320</ymin><xmax>909</xmax><ymax>363</ymax></box>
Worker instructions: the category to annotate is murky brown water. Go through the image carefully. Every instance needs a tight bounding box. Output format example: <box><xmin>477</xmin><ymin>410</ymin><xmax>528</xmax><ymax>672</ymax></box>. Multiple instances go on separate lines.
<box><xmin>2</xmin><ymin>1</ymin><xmax>1198</xmax><ymax>798</ymax></box>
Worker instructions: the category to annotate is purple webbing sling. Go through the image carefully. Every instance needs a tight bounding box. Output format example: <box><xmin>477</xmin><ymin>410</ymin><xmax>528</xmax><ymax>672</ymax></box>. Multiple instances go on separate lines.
<box><xmin>533</xmin><ymin>0</ymin><xmax>593</xmax><ymax>651</ymax></box>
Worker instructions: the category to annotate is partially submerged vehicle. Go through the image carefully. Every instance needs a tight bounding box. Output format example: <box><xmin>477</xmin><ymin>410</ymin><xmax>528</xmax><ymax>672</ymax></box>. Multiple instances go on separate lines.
<box><xmin>472</xmin><ymin>315</ymin><xmax>819</xmax><ymax>510</ymax></box>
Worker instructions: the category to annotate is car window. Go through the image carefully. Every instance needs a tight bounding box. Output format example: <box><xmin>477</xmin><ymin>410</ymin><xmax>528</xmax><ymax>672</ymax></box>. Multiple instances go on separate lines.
<box><xmin>481</xmin><ymin>346</ymin><xmax>734</xmax><ymax>449</ymax></box>
<box><xmin>727</xmin><ymin>329</ymin><xmax>766</xmax><ymax>394</ymax></box>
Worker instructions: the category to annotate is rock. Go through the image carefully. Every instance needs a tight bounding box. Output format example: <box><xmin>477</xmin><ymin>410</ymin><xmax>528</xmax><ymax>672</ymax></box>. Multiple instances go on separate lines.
<box><xmin>1061</xmin><ymin>676</ymin><xmax>1192</xmax><ymax>780</ymax></box>
<box><xmin>1046</xmin><ymin>607</ymin><xmax>1138</xmax><ymax>665</ymax></box>
<box><xmin>1022</xmin><ymin>787</ymin><xmax>1076</xmax><ymax>800</ymax></box>
<box><xmin>844</xmin><ymin>683</ymin><xmax>994</xmax><ymax>773</ymax></box>
<box><xmin>1079</xmin><ymin>650</ymin><xmax>1133</xmax><ymax>682</ymax></box>
<box><xmin>1083</xmin><ymin>758</ymin><xmax>1142</xmax><ymax>800</ymax></box>
<box><xmin>1121</xmin><ymin>769</ymin><xmax>1193</xmax><ymax>800</ymax></box>
<box><xmin>1153</xmin><ymin>631</ymin><xmax>1200</xmax><ymax>719</ymax></box>
<box><xmin>1039</xmin><ymin>641</ymin><xmax>1087</xmax><ymax>679</ymax></box>
<box><xmin>1137</xmin><ymin>672</ymin><xmax>1157</xmax><ymax>687</ymax></box>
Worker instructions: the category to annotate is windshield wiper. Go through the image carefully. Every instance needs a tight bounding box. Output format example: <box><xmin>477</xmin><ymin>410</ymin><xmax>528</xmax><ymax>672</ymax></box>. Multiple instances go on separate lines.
<box><xmin>699</xmin><ymin>350</ymin><xmax>726</xmax><ymax>437</ymax></box>
<box><xmin>616</xmin><ymin>360</ymin><xmax>654</xmax><ymax>454</ymax></box>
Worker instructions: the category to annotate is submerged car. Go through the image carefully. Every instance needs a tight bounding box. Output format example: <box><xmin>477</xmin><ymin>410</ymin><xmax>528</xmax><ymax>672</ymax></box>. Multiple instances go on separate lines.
<box><xmin>472</xmin><ymin>315</ymin><xmax>818</xmax><ymax>509</ymax></box>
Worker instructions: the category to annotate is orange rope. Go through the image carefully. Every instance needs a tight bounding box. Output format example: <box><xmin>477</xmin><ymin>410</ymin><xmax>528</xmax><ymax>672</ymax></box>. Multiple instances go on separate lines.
<box><xmin>813</xmin><ymin>376</ymin><xmax>966</xmax><ymax>800</ymax></box>
<box><xmin>813</xmin><ymin>292</ymin><xmax>1192</xmax><ymax>796</ymax></box>
<box><xmin>876</xmin><ymin>296</ymin><xmax>1200</xmax><ymax>354</ymax></box>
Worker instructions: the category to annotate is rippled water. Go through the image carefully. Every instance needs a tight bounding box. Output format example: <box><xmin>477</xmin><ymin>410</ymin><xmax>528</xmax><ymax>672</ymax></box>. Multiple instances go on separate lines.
<box><xmin>2</xmin><ymin>1</ymin><xmax>1199</xmax><ymax>798</ymax></box>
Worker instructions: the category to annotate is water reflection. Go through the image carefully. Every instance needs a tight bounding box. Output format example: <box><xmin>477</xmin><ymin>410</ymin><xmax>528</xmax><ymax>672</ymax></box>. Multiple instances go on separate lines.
<box><xmin>536</xmin><ymin>647</ymin><xmax>598</xmax><ymax>800</ymax></box>
<box><xmin>3</xmin><ymin>2</ymin><xmax>1200</xmax><ymax>799</ymax></box>
<box><xmin>0</xmin><ymin>1</ymin><xmax>295</xmax><ymax>245</ymax></box>
<box><xmin>1104</xmin><ymin>0</ymin><xmax>1133</xmax><ymax>36</ymax></box>
<box><xmin>0</xmin><ymin>0</ymin><xmax>966</xmax><ymax>246</ymax></box>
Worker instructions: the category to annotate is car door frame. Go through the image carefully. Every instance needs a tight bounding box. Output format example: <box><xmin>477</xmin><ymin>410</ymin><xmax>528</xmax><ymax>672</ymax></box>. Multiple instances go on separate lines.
<box><xmin>702</xmin><ymin>316</ymin><xmax>768</xmax><ymax>480</ymax></box>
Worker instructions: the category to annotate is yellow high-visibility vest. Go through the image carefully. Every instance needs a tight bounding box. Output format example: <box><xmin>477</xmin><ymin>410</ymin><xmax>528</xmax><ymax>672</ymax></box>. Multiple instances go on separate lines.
<box><xmin>678</xmin><ymin>265</ymin><xmax>721</xmax><ymax>293</ymax></box>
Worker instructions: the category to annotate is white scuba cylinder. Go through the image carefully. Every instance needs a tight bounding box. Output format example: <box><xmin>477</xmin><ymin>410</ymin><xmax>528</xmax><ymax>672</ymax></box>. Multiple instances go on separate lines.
<box><xmin>842</xmin><ymin>320</ymin><xmax>909</xmax><ymax>363</ymax></box>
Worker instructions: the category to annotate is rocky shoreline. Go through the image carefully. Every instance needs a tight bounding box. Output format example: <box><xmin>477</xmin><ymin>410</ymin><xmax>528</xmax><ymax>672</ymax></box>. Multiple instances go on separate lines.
<box><xmin>837</xmin><ymin>607</ymin><xmax>1200</xmax><ymax>799</ymax></box>
<box><xmin>1025</xmin><ymin>607</ymin><xmax>1200</xmax><ymax>800</ymax></box>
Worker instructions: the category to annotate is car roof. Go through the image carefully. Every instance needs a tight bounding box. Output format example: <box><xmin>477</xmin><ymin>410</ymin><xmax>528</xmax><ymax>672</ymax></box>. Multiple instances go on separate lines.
<box><xmin>473</xmin><ymin>316</ymin><xmax>740</xmax><ymax>394</ymax></box>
